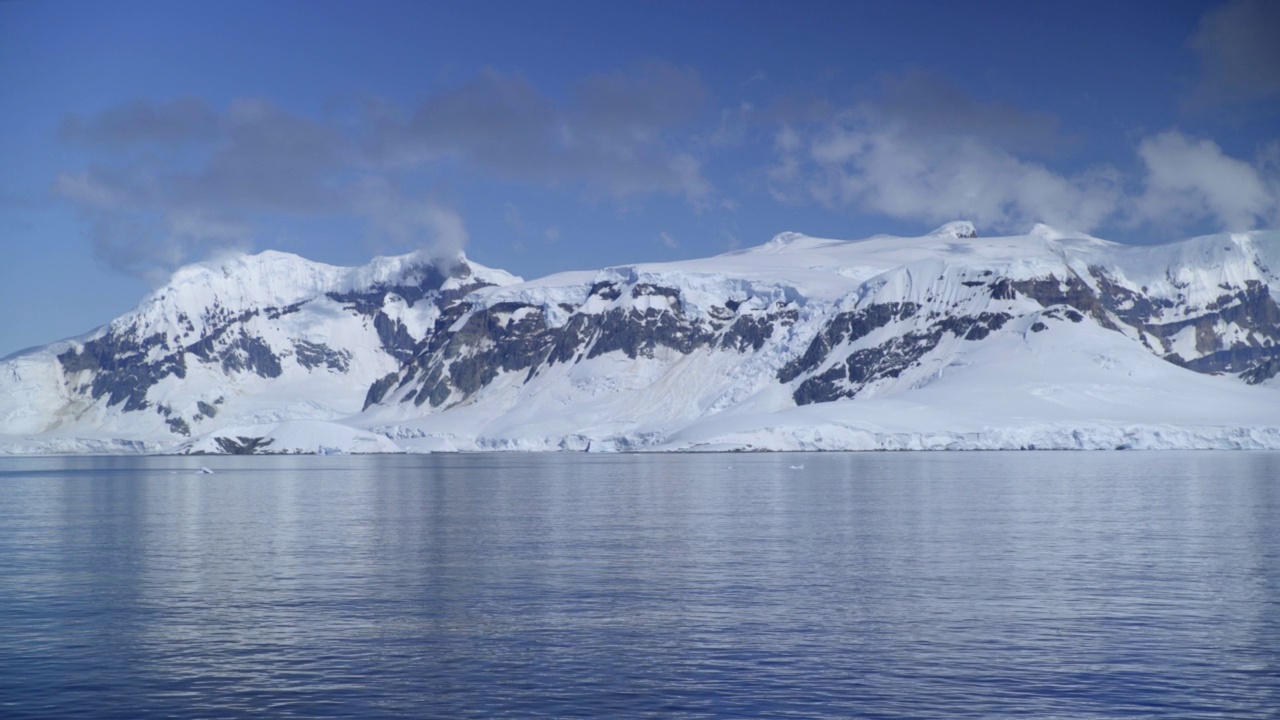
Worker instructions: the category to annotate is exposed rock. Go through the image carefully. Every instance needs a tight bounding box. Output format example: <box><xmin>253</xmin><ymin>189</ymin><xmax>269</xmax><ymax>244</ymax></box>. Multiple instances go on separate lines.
<box><xmin>213</xmin><ymin>436</ymin><xmax>274</xmax><ymax>455</ymax></box>
<box><xmin>293</xmin><ymin>340</ymin><xmax>351</xmax><ymax>372</ymax></box>
<box><xmin>57</xmin><ymin>330</ymin><xmax>186</xmax><ymax>411</ymax></box>
<box><xmin>166</xmin><ymin>416</ymin><xmax>190</xmax><ymax>436</ymax></box>
<box><xmin>779</xmin><ymin>303</ymin><xmax>919</xmax><ymax>383</ymax></box>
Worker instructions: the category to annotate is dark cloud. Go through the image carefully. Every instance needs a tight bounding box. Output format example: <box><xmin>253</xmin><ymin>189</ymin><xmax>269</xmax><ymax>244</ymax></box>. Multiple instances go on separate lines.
<box><xmin>873</xmin><ymin>71</ymin><xmax>1068</xmax><ymax>156</ymax></box>
<box><xmin>60</xmin><ymin>96</ymin><xmax>220</xmax><ymax>148</ymax></box>
<box><xmin>575</xmin><ymin>61</ymin><xmax>708</xmax><ymax>133</ymax></box>
<box><xmin>57</xmin><ymin>99</ymin><xmax>342</xmax><ymax>280</ymax></box>
<box><xmin>168</xmin><ymin>98</ymin><xmax>345</xmax><ymax>215</ymax></box>
<box><xmin>381</xmin><ymin>63</ymin><xmax>713</xmax><ymax>203</ymax></box>
<box><xmin>58</xmin><ymin>98</ymin><xmax>343</xmax><ymax>216</ymax></box>
<box><xmin>1191</xmin><ymin>0</ymin><xmax>1280</xmax><ymax>105</ymax></box>
<box><xmin>84</xmin><ymin>212</ymin><xmax>167</xmax><ymax>284</ymax></box>
<box><xmin>390</xmin><ymin>70</ymin><xmax>561</xmax><ymax>171</ymax></box>
<box><xmin>57</xmin><ymin>63</ymin><xmax>716</xmax><ymax>280</ymax></box>
<box><xmin>351</xmin><ymin>177</ymin><xmax>469</xmax><ymax>261</ymax></box>
<box><xmin>78</xmin><ymin>208</ymin><xmax>250</xmax><ymax>287</ymax></box>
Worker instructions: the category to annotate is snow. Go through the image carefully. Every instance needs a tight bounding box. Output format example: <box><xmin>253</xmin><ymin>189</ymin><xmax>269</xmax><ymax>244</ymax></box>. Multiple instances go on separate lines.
<box><xmin>0</xmin><ymin>351</ymin><xmax>72</xmax><ymax>434</ymax></box>
<box><xmin>177</xmin><ymin>420</ymin><xmax>402</xmax><ymax>455</ymax></box>
<box><xmin>4</xmin><ymin>223</ymin><xmax>1280</xmax><ymax>455</ymax></box>
<box><xmin>653</xmin><ymin>309</ymin><xmax>1279</xmax><ymax>452</ymax></box>
<box><xmin>370</xmin><ymin>288</ymin><xmax>1280</xmax><ymax>453</ymax></box>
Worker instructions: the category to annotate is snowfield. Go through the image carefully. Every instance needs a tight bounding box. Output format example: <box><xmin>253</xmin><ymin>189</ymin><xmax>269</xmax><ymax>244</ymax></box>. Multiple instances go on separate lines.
<box><xmin>4</xmin><ymin>222</ymin><xmax>1280</xmax><ymax>454</ymax></box>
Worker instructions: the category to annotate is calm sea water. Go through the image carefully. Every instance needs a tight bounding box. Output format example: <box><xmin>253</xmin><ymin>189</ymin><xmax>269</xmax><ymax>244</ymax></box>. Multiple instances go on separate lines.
<box><xmin>0</xmin><ymin>452</ymin><xmax>1276</xmax><ymax>718</ymax></box>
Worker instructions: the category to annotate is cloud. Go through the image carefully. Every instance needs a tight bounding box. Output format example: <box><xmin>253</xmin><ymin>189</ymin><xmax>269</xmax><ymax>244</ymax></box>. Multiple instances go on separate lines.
<box><xmin>1133</xmin><ymin>131</ymin><xmax>1278</xmax><ymax>230</ymax></box>
<box><xmin>766</xmin><ymin>125</ymin><xmax>804</xmax><ymax>202</ymax></box>
<box><xmin>773</xmin><ymin>119</ymin><xmax>1279</xmax><ymax>235</ymax></box>
<box><xmin>502</xmin><ymin>202</ymin><xmax>525</xmax><ymax>235</ymax></box>
<box><xmin>576</xmin><ymin>61</ymin><xmax>708</xmax><ymax>134</ymax></box>
<box><xmin>59</xmin><ymin>99</ymin><xmax>340</xmax><ymax>216</ymax></box>
<box><xmin>709</xmin><ymin>101</ymin><xmax>756</xmax><ymax>148</ymax></box>
<box><xmin>721</xmin><ymin>227</ymin><xmax>741</xmax><ymax>251</ymax></box>
<box><xmin>172</xmin><ymin>98</ymin><xmax>345</xmax><ymax>216</ymax></box>
<box><xmin>658</xmin><ymin>230</ymin><xmax>678</xmax><ymax>249</ymax></box>
<box><xmin>380</xmin><ymin>70</ymin><xmax>558</xmax><ymax>170</ymax></box>
<box><xmin>874</xmin><ymin>71</ymin><xmax>1068</xmax><ymax>157</ymax></box>
<box><xmin>1191</xmin><ymin>0</ymin><xmax>1280</xmax><ymax>105</ymax></box>
<box><xmin>419</xmin><ymin>203</ymin><xmax>469</xmax><ymax>260</ymax></box>
<box><xmin>74</xmin><ymin>209</ymin><xmax>252</xmax><ymax>286</ymax></box>
<box><xmin>768</xmin><ymin>101</ymin><xmax>1120</xmax><ymax>232</ymax></box>
<box><xmin>56</xmin><ymin>98</ymin><xmax>347</xmax><ymax>280</ymax></box>
<box><xmin>379</xmin><ymin>63</ymin><xmax>714</xmax><ymax>205</ymax></box>
<box><xmin>352</xmin><ymin>178</ymin><xmax>468</xmax><ymax>260</ymax></box>
<box><xmin>767</xmin><ymin>73</ymin><xmax>1277</xmax><ymax>235</ymax></box>
<box><xmin>60</xmin><ymin>96</ymin><xmax>219</xmax><ymax>148</ymax></box>
<box><xmin>55</xmin><ymin>63</ymin><xmax>715</xmax><ymax>279</ymax></box>
<box><xmin>54</xmin><ymin>169</ymin><xmax>133</xmax><ymax>210</ymax></box>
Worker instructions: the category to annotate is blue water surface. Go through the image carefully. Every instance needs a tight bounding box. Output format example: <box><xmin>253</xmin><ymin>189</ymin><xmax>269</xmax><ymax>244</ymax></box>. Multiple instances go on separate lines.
<box><xmin>0</xmin><ymin>451</ymin><xmax>1277</xmax><ymax>718</ymax></box>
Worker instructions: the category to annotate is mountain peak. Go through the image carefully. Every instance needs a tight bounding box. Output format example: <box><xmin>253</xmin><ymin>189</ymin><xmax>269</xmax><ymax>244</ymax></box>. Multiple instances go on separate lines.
<box><xmin>930</xmin><ymin>221</ymin><xmax>978</xmax><ymax>239</ymax></box>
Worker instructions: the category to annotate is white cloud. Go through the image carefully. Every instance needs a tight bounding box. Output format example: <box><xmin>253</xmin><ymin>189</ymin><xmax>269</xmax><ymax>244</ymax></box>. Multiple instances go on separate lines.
<box><xmin>767</xmin><ymin>76</ymin><xmax>1277</xmax><ymax>236</ymax></box>
<box><xmin>1133</xmin><ymin>131</ymin><xmax>1278</xmax><ymax>230</ymax></box>
<box><xmin>771</xmin><ymin>118</ymin><xmax>1121</xmax><ymax>232</ymax></box>
<box><xmin>658</xmin><ymin>230</ymin><xmax>678</xmax><ymax>249</ymax></box>
<box><xmin>421</xmin><ymin>203</ymin><xmax>469</xmax><ymax>260</ymax></box>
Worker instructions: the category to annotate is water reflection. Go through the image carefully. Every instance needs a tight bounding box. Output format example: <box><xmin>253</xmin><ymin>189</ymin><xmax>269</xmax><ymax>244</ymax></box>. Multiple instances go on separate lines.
<box><xmin>0</xmin><ymin>451</ymin><xmax>1276</xmax><ymax>717</ymax></box>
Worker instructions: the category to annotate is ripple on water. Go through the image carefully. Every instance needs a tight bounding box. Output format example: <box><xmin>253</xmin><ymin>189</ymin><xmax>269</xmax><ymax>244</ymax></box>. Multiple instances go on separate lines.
<box><xmin>0</xmin><ymin>451</ymin><xmax>1277</xmax><ymax>718</ymax></box>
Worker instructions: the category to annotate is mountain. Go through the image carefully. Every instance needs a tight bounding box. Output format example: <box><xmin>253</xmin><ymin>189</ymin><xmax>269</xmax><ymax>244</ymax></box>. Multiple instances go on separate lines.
<box><xmin>0</xmin><ymin>249</ymin><xmax>517</xmax><ymax>453</ymax></box>
<box><xmin>4</xmin><ymin>221</ymin><xmax>1280</xmax><ymax>454</ymax></box>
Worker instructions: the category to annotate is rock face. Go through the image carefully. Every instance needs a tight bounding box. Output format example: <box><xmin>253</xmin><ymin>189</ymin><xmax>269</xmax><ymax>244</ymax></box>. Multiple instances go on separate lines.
<box><xmin>3</xmin><ymin>223</ymin><xmax>1280</xmax><ymax>453</ymax></box>
<box><xmin>371</xmin><ymin>279</ymin><xmax>803</xmax><ymax>413</ymax></box>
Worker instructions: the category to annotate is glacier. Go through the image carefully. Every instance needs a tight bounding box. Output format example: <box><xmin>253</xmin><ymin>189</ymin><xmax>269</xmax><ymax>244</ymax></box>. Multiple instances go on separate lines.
<box><xmin>3</xmin><ymin>221</ymin><xmax>1280</xmax><ymax>454</ymax></box>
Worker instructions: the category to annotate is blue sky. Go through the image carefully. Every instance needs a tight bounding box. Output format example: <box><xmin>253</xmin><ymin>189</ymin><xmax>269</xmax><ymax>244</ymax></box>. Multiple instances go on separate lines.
<box><xmin>2</xmin><ymin>0</ymin><xmax>1278</xmax><ymax>357</ymax></box>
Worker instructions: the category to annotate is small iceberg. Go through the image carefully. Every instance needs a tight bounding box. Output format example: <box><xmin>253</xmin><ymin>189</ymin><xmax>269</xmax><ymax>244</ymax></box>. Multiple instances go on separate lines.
<box><xmin>196</xmin><ymin>467</ymin><xmax>215</xmax><ymax>474</ymax></box>
<box><xmin>789</xmin><ymin>464</ymin><xmax>804</xmax><ymax>470</ymax></box>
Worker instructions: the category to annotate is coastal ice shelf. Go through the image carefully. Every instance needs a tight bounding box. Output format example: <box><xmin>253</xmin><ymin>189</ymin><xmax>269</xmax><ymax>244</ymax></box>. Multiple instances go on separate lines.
<box><xmin>4</xmin><ymin>221</ymin><xmax>1280</xmax><ymax>454</ymax></box>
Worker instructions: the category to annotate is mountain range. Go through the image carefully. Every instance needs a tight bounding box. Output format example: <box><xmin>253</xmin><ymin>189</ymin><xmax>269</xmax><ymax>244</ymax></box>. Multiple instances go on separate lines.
<box><xmin>4</xmin><ymin>221</ymin><xmax>1280</xmax><ymax>454</ymax></box>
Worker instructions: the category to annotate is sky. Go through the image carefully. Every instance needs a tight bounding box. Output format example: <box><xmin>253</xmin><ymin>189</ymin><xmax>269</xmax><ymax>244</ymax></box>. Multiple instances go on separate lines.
<box><xmin>1</xmin><ymin>0</ymin><xmax>1278</xmax><ymax>357</ymax></box>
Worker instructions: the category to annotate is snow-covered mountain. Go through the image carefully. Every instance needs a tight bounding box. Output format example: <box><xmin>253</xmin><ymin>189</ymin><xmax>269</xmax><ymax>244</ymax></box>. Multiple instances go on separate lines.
<box><xmin>5</xmin><ymin>221</ymin><xmax>1280</xmax><ymax>454</ymax></box>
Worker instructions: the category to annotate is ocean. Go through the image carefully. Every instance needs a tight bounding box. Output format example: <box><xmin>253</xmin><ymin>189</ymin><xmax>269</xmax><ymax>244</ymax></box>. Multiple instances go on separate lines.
<box><xmin>1</xmin><ymin>451</ymin><xmax>1276</xmax><ymax>718</ymax></box>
